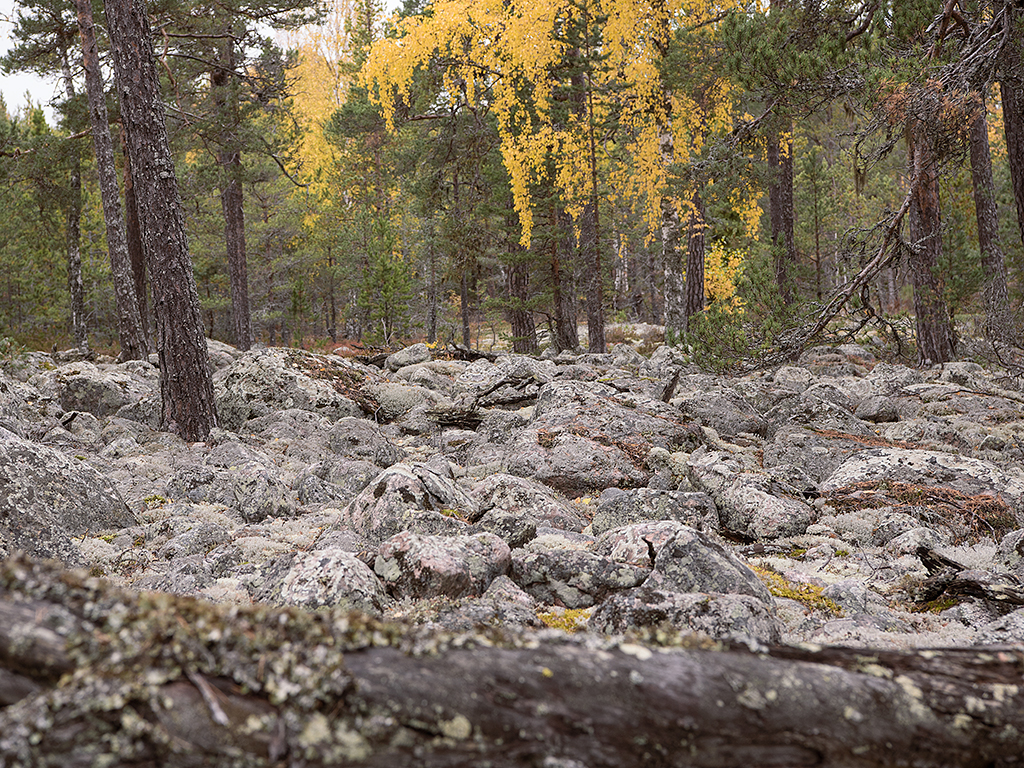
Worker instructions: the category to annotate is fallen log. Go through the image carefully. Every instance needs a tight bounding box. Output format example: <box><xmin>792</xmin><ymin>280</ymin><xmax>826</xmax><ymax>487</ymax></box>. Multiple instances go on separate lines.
<box><xmin>2</xmin><ymin>555</ymin><xmax>1024</xmax><ymax>767</ymax></box>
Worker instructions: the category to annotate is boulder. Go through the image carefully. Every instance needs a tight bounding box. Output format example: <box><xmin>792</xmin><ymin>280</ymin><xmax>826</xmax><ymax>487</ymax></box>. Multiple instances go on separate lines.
<box><xmin>253</xmin><ymin>548</ymin><xmax>388</xmax><ymax>612</ymax></box>
<box><xmin>644</xmin><ymin>526</ymin><xmax>773</xmax><ymax>604</ymax></box>
<box><xmin>591</xmin><ymin>489</ymin><xmax>718</xmax><ymax>536</ymax></box>
<box><xmin>215</xmin><ymin>348</ymin><xmax>381</xmax><ymax>430</ymax></box>
<box><xmin>469</xmin><ymin>473</ymin><xmax>587</xmax><ymax>532</ymax></box>
<box><xmin>385</xmin><ymin>342</ymin><xmax>431</xmax><ymax>372</ymax></box>
<box><xmin>589</xmin><ymin>588</ymin><xmax>784</xmax><ymax>644</ymax></box>
<box><xmin>374</xmin><ymin>531</ymin><xmax>511</xmax><ymax>599</ymax></box>
<box><xmin>56</xmin><ymin>361</ymin><xmax>156</xmax><ymax>418</ymax></box>
<box><xmin>510</xmin><ymin>550</ymin><xmax>650</xmax><ymax>609</ymax></box>
<box><xmin>0</xmin><ymin>427</ymin><xmax>137</xmax><ymax>565</ymax></box>
<box><xmin>820</xmin><ymin>448</ymin><xmax>1024</xmax><ymax>515</ymax></box>
<box><xmin>337</xmin><ymin>462</ymin><xmax>477</xmax><ymax>545</ymax></box>
<box><xmin>327</xmin><ymin>417</ymin><xmax>405</xmax><ymax>467</ymax></box>
<box><xmin>166</xmin><ymin>462</ymin><xmax>295</xmax><ymax>523</ymax></box>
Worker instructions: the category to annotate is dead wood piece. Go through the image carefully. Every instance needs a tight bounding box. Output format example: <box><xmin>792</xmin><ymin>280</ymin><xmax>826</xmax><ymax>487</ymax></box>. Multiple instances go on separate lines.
<box><xmin>3</xmin><ymin>555</ymin><xmax>1024</xmax><ymax>767</ymax></box>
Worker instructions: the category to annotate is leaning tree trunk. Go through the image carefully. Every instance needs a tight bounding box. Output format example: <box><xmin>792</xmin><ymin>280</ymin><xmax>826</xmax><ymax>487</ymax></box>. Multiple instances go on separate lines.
<box><xmin>907</xmin><ymin>116</ymin><xmax>956</xmax><ymax>365</ymax></box>
<box><xmin>3</xmin><ymin>555</ymin><xmax>1024</xmax><ymax>768</ymax></box>
<box><xmin>969</xmin><ymin>98</ymin><xmax>1015</xmax><ymax>343</ymax></box>
<box><xmin>104</xmin><ymin>0</ymin><xmax>217</xmax><ymax>441</ymax></box>
<box><xmin>75</xmin><ymin>0</ymin><xmax>147</xmax><ymax>360</ymax></box>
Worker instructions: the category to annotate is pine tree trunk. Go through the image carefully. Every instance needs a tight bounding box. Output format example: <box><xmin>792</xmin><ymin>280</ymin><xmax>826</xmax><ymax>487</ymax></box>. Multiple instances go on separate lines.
<box><xmin>553</xmin><ymin>210</ymin><xmax>580</xmax><ymax>352</ymax></box>
<box><xmin>682</xmin><ymin>187</ymin><xmax>706</xmax><ymax>331</ymax></box>
<box><xmin>75</xmin><ymin>0</ymin><xmax>147</xmax><ymax>360</ymax></box>
<box><xmin>660</xmin><ymin>126</ymin><xmax>686</xmax><ymax>340</ymax></box>
<box><xmin>968</xmin><ymin>99</ymin><xmax>1014</xmax><ymax>342</ymax></box>
<box><xmin>581</xmin><ymin>199</ymin><xmax>604</xmax><ymax>352</ymax></box>
<box><xmin>59</xmin><ymin>59</ymin><xmax>89</xmax><ymax>356</ymax></box>
<box><xmin>104</xmin><ymin>0</ymin><xmax>217</xmax><ymax>441</ymax></box>
<box><xmin>767</xmin><ymin>121</ymin><xmax>796</xmax><ymax>306</ymax></box>
<box><xmin>907</xmin><ymin>117</ymin><xmax>956</xmax><ymax>365</ymax></box>
<box><xmin>213</xmin><ymin>32</ymin><xmax>254</xmax><ymax>352</ymax></box>
<box><xmin>121</xmin><ymin>125</ymin><xmax>150</xmax><ymax>343</ymax></box>
<box><xmin>506</xmin><ymin>256</ymin><xmax>538</xmax><ymax>354</ymax></box>
<box><xmin>1001</xmin><ymin>28</ymin><xmax>1024</xmax><ymax>250</ymax></box>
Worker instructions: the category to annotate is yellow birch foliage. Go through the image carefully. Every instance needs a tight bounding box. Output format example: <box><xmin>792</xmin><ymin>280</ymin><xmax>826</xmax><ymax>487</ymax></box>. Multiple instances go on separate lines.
<box><xmin>361</xmin><ymin>0</ymin><xmax>744</xmax><ymax>245</ymax></box>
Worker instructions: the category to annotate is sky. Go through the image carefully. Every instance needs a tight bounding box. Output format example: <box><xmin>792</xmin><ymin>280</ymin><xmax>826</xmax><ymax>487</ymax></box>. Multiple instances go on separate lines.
<box><xmin>1</xmin><ymin>0</ymin><xmax>61</xmax><ymax>119</ymax></box>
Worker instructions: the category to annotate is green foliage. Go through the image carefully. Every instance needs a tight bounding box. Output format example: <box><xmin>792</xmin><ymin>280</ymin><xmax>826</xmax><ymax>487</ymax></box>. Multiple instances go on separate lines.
<box><xmin>751</xmin><ymin>564</ymin><xmax>843</xmax><ymax>616</ymax></box>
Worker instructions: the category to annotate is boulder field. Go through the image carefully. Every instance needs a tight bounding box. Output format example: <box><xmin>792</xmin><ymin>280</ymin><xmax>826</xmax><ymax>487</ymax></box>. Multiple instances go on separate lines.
<box><xmin>3</xmin><ymin>338</ymin><xmax>1024</xmax><ymax>648</ymax></box>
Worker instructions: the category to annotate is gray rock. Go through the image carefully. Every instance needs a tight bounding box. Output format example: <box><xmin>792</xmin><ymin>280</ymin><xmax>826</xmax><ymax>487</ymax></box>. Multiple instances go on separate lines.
<box><xmin>469</xmin><ymin>473</ymin><xmax>586</xmax><ymax>532</ymax></box>
<box><xmin>428</xmin><ymin>575</ymin><xmax>544</xmax><ymax>631</ymax></box>
<box><xmin>593</xmin><ymin>521</ymin><xmax>694</xmax><ymax>566</ymax></box>
<box><xmin>510</xmin><ymin>550</ymin><xmax>649</xmax><ymax>608</ymax></box>
<box><xmin>821</xmin><ymin>448</ymin><xmax>1024</xmax><ymax>515</ymax></box>
<box><xmin>866</xmin><ymin>363</ymin><xmax>924</xmax><ymax>397</ymax></box>
<box><xmin>974</xmin><ymin>608</ymin><xmax>1024</xmax><ymax>644</ymax></box>
<box><xmin>375</xmin><ymin>531</ymin><xmax>511</xmax><ymax>599</ymax></box>
<box><xmin>0</xmin><ymin>427</ymin><xmax>137</xmax><ymax>565</ymax></box>
<box><xmin>997</xmin><ymin>529</ymin><xmax>1024</xmax><ymax>576</ymax></box>
<box><xmin>468</xmin><ymin>510</ymin><xmax>538</xmax><ymax>549</ymax></box>
<box><xmin>215</xmin><ymin>348</ymin><xmax>379</xmax><ymax>430</ymax></box>
<box><xmin>855</xmin><ymin>396</ymin><xmax>900</xmax><ymax>423</ymax></box>
<box><xmin>674</xmin><ymin>382</ymin><xmax>767</xmax><ymax>438</ymax></box>
<box><xmin>279</xmin><ymin>548</ymin><xmax>388</xmax><ymax>611</ymax></box>
<box><xmin>591</xmin><ymin>489</ymin><xmax>718</xmax><ymax>536</ymax></box>
<box><xmin>156</xmin><ymin>522</ymin><xmax>231</xmax><ymax>560</ymax></box>
<box><xmin>386</xmin><ymin>342</ymin><xmax>431</xmax><ymax>372</ymax></box>
<box><xmin>337</xmin><ymin>462</ymin><xmax>476</xmax><ymax>545</ymax></box>
<box><xmin>644</xmin><ymin>526</ymin><xmax>772</xmax><ymax>603</ymax></box>
<box><xmin>589</xmin><ymin>588</ymin><xmax>783</xmax><ymax>644</ymax></box>
<box><xmin>327</xmin><ymin>417</ymin><xmax>405</xmax><ymax>467</ymax></box>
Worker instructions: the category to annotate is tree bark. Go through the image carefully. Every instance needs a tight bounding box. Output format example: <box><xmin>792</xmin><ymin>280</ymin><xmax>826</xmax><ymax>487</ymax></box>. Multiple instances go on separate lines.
<box><xmin>906</xmin><ymin>116</ymin><xmax>956</xmax><ymax>365</ymax></box>
<box><xmin>75</xmin><ymin>0</ymin><xmax>147</xmax><ymax>360</ymax></box>
<box><xmin>213</xmin><ymin>30</ymin><xmax>254</xmax><ymax>352</ymax></box>
<box><xmin>3</xmin><ymin>555</ymin><xmax>1024</xmax><ymax>768</ymax></box>
<box><xmin>660</xmin><ymin>127</ymin><xmax>686</xmax><ymax>340</ymax></box>
<box><xmin>104</xmin><ymin>0</ymin><xmax>217</xmax><ymax>441</ymax></box>
<box><xmin>767</xmin><ymin>120</ymin><xmax>796</xmax><ymax>306</ymax></box>
<box><xmin>552</xmin><ymin>211</ymin><xmax>580</xmax><ymax>352</ymax></box>
<box><xmin>59</xmin><ymin>57</ymin><xmax>89</xmax><ymax>356</ymax></box>
<box><xmin>505</xmin><ymin>256</ymin><xmax>538</xmax><ymax>354</ymax></box>
<box><xmin>1001</xmin><ymin>13</ymin><xmax>1024</xmax><ymax>249</ymax></box>
<box><xmin>121</xmin><ymin>124</ymin><xmax>150</xmax><ymax>343</ymax></box>
<box><xmin>683</xmin><ymin>186</ymin><xmax>706</xmax><ymax>330</ymax></box>
<box><xmin>968</xmin><ymin>98</ymin><xmax>1015</xmax><ymax>343</ymax></box>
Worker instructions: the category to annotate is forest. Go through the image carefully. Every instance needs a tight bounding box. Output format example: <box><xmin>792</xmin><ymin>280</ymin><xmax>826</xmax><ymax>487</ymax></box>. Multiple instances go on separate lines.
<box><xmin>0</xmin><ymin>0</ymin><xmax>1022</xmax><ymax>373</ymax></box>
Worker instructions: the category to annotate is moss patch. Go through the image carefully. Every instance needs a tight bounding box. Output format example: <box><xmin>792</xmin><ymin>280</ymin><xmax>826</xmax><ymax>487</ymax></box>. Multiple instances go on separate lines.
<box><xmin>751</xmin><ymin>564</ymin><xmax>843</xmax><ymax>616</ymax></box>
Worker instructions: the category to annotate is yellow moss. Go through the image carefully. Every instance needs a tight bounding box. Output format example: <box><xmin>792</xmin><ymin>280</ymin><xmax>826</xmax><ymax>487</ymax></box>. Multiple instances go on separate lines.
<box><xmin>751</xmin><ymin>565</ymin><xmax>843</xmax><ymax>616</ymax></box>
<box><xmin>537</xmin><ymin>607</ymin><xmax>593</xmax><ymax>633</ymax></box>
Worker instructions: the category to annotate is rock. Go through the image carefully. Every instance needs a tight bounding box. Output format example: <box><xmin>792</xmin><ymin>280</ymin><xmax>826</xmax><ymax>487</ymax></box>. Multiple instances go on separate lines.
<box><xmin>327</xmin><ymin>417</ymin><xmax>405</xmax><ymax>467</ymax></box>
<box><xmin>974</xmin><ymin>608</ymin><xmax>1024</xmax><ymax>644</ymax></box>
<box><xmin>674</xmin><ymin>381</ymin><xmax>767</xmax><ymax>438</ymax></box>
<box><xmin>866</xmin><ymin>363</ymin><xmax>924</xmax><ymax>397</ymax></box>
<box><xmin>855</xmin><ymin>396</ymin><xmax>900</xmax><ymax>423</ymax></box>
<box><xmin>644</xmin><ymin>526</ymin><xmax>773</xmax><ymax>604</ymax></box>
<box><xmin>591</xmin><ymin>489</ymin><xmax>718</xmax><ymax>536</ymax></box>
<box><xmin>386</xmin><ymin>343</ymin><xmax>431</xmax><ymax>372</ymax></box>
<box><xmin>593</xmin><ymin>521</ymin><xmax>695</xmax><ymax>566</ymax></box>
<box><xmin>374</xmin><ymin>531</ymin><xmax>511</xmax><ymax>599</ymax></box>
<box><xmin>56</xmin><ymin>361</ymin><xmax>156</xmax><ymax>418</ymax></box>
<box><xmin>820</xmin><ymin>448</ymin><xmax>1024</xmax><ymax>515</ymax></box>
<box><xmin>0</xmin><ymin>427</ymin><xmax>137</xmax><ymax>565</ymax></box>
<box><xmin>215</xmin><ymin>348</ymin><xmax>380</xmax><ymax>430</ymax></box>
<box><xmin>337</xmin><ymin>462</ymin><xmax>477</xmax><ymax>545</ymax></box>
<box><xmin>469</xmin><ymin>473</ymin><xmax>587</xmax><ymax>532</ymax></box>
<box><xmin>589</xmin><ymin>588</ymin><xmax>784</xmax><ymax>644</ymax></box>
<box><xmin>510</xmin><ymin>550</ymin><xmax>650</xmax><ymax>609</ymax></box>
<box><xmin>252</xmin><ymin>549</ymin><xmax>388</xmax><ymax>612</ymax></box>
<box><xmin>427</xmin><ymin>576</ymin><xmax>545</xmax><ymax>631</ymax></box>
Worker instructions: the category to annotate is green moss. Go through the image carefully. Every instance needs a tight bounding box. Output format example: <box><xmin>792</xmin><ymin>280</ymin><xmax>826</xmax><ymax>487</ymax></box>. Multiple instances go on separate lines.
<box><xmin>142</xmin><ymin>494</ymin><xmax>166</xmax><ymax>506</ymax></box>
<box><xmin>751</xmin><ymin>565</ymin><xmax>843</xmax><ymax>616</ymax></box>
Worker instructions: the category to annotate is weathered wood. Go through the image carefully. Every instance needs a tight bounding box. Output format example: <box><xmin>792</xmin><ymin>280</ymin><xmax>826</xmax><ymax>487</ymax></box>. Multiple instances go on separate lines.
<box><xmin>2</xmin><ymin>555</ymin><xmax>1024</xmax><ymax>768</ymax></box>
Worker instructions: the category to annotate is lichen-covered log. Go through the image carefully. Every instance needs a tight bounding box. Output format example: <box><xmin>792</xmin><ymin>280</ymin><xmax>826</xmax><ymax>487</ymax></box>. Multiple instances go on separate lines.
<box><xmin>2</xmin><ymin>555</ymin><xmax>1024</xmax><ymax>768</ymax></box>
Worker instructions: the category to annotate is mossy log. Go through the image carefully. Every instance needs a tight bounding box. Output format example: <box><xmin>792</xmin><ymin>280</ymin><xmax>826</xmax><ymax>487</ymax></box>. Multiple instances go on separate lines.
<box><xmin>2</xmin><ymin>555</ymin><xmax>1024</xmax><ymax>768</ymax></box>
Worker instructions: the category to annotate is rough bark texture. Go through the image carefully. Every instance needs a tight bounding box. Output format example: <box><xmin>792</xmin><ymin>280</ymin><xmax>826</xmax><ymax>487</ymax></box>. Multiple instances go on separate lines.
<box><xmin>75</xmin><ymin>0</ymin><xmax>147</xmax><ymax>361</ymax></box>
<box><xmin>683</xmin><ymin>187</ymin><xmax>706</xmax><ymax>330</ymax></box>
<box><xmin>906</xmin><ymin>117</ymin><xmax>956</xmax><ymax>364</ymax></box>
<box><xmin>660</xmin><ymin>124</ymin><xmax>686</xmax><ymax>340</ymax></box>
<box><xmin>767</xmin><ymin>116</ymin><xmax>796</xmax><ymax>307</ymax></box>
<box><xmin>1001</xmin><ymin>14</ymin><xmax>1024</xmax><ymax>249</ymax></box>
<box><xmin>968</xmin><ymin>101</ymin><xmax>1015</xmax><ymax>343</ymax></box>
<box><xmin>104</xmin><ymin>0</ymin><xmax>217</xmax><ymax>440</ymax></box>
<box><xmin>506</xmin><ymin>257</ymin><xmax>538</xmax><ymax>354</ymax></box>
<box><xmin>553</xmin><ymin>209</ymin><xmax>580</xmax><ymax>352</ymax></box>
<box><xmin>59</xmin><ymin>59</ymin><xmax>89</xmax><ymax>356</ymax></box>
<box><xmin>213</xmin><ymin>31</ymin><xmax>254</xmax><ymax>352</ymax></box>
<box><xmin>121</xmin><ymin>124</ymin><xmax>150</xmax><ymax>343</ymax></box>
<box><xmin>3</xmin><ymin>556</ymin><xmax>1024</xmax><ymax>768</ymax></box>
